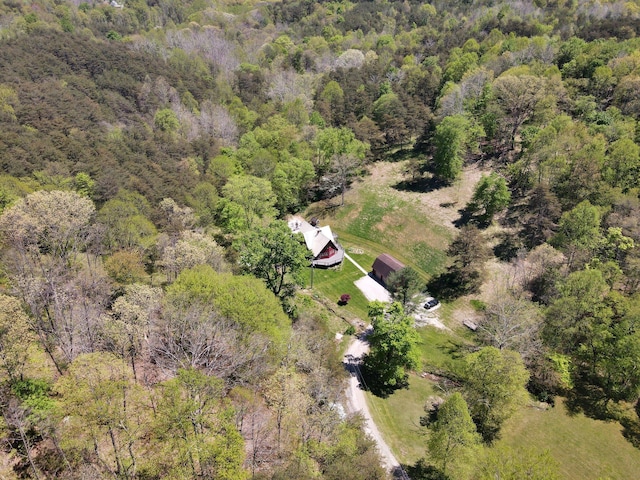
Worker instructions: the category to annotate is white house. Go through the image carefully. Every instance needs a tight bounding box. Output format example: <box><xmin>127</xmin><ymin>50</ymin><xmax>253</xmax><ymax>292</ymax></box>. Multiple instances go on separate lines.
<box><xmin>288</xmin><ymin>216</ymin><xmax>344</xmax><ymax>267</ymax></box>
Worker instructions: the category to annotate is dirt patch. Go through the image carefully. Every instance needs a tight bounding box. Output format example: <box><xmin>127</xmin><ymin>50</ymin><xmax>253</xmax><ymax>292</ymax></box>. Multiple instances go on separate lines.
<box><xmin>363</xmin><ymin>161</ymin><xmax>490</xmax><ymax>231</ymax></box>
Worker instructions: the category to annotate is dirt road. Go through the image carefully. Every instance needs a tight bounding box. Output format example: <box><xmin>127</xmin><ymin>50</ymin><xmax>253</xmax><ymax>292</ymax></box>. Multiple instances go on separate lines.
<box><xmin>343</xmin><ymin>333</ymin><xmax>401</xmax><ymax>473</ymax></box>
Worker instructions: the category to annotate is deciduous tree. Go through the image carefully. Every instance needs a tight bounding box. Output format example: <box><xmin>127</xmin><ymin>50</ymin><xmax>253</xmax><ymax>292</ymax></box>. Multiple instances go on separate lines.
<box><xmin>386</xmin><ymin>267</ymin><xmax>423</xmax><ymax>309</ymax></box>
<box><xmin>427</xmin><ymin>392</ymin><xmax>480</xmax><ymax>477</ymax></box>
<box><xmin>461</xmin><ymin>346</ymin><xmax>529</xmax><ymax>442</ymax></box>
<box><xmin>235</xmin><ymin>220</ymin><xmax>310</xmax><ymax>297</ymax></box>
<box><xmin>478</xmin><ymin>291</ymin><xmax>543</xmax><ymax>361</ymax></box>
<box><xmin>149</xmin><ymin>369</ymin><xmax>247</xmax><ymax>479</ymax></box>
<box><xmin>469</xmin><ymin>173</ymin><xmax>511</xmax><ymax>222</ymax></box>
<box><xmin>432</xmin><ymin>115</ymin><xmax>483</xmax><ymax>183</ymax></box>
<box><xmin>0</xmin><ymin>294</ymin><xmax>35</xmax><ymax>382</ymax></box>
<box><xmin>362</xmin><ymin>302</ymin><xmax>420</xmax><ymax>395</ymax></box>
<box><xmin>221</xmin><ymin>175</ymin><xmax>277</xmax><ymax>231</ymax></box>
<box><xmin>492</xmin><ymin>74</ymin><xmax>548</xmax><ymax>150</ymax></box>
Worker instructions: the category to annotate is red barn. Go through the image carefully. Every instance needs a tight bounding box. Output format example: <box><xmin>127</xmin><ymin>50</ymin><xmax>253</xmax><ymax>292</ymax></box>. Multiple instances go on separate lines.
<box><xmin>371</xmin><ymin>254</ymin><xmax>405</xmax><ymax>284</ymax></box>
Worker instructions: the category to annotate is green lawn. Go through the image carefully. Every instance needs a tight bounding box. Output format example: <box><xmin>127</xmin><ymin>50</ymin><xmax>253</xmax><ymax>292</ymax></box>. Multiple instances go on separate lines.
<box><xmin>498</xmin><ymin>399</ymin><xmax>640</xmax><ymax>480</ymax></box>
<box><xmin>307</xmin><ymin>248</ymin><xmax>375</xmax><ymax>322</ymax></box>
<box><xmin>365</xmin><ymin>375</ymin><xmax>434</xmax><ymax>465</ymax></box>
<box><xmin>417</xmin><ymin>326</ymin><xmax>468</xmax><ymax>374</ymax></box>
<box><xmin>321</xmin><ymin>188</ymin><xmax>451</xmax><ymax>278</ymax></box>
<box><xmin>306</xmin><ymin>164</ymin><xmax>640</xmax><ymax>478</ymax></box>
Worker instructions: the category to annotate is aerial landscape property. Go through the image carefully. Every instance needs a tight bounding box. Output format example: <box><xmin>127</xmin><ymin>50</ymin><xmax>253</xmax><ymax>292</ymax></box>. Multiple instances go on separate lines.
<box><xmin>2</xmin><ymin>0</ymin><xmax>640</xmax><ymax>478</ymax></box>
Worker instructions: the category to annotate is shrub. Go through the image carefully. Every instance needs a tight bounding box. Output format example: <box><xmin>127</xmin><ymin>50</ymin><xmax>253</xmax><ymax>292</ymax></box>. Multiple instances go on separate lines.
<box><xmin>339</xmin><ymin>293</ymin><xmax>351</xmax><ymax>305</ymax></box>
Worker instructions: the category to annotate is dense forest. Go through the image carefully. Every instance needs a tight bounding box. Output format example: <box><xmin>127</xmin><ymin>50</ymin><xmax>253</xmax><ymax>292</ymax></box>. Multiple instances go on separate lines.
<box><xmin>1</xmin><ymin>0</ymin><xmax>640</xmax><ymax>478</ymax></box>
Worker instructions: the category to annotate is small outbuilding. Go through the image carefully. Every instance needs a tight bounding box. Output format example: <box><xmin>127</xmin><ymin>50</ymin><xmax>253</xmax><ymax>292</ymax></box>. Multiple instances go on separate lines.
<box><xmin>371</xmin><ymin>253</ymin><xmax>405</xmax><ymax>285</ymax></box>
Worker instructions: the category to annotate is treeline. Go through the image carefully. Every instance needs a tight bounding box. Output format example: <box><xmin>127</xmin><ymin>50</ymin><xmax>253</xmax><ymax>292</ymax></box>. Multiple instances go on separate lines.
<box><xmin>0</xmin><ymin>185</ymin><xmax>386</xmax><ymax>478</ymax></box>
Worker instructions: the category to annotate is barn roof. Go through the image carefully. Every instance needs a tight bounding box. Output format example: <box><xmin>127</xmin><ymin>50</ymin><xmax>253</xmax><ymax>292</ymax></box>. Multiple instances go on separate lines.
<box><xmin>372</xmin><ymin>254</ymin><xmax>405</xmax><ymax>279</ymax></box>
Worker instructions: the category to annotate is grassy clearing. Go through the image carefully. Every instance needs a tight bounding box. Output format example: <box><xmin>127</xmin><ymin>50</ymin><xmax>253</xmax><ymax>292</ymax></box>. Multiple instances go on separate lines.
<box><xmin>316</xmin><ymin>188</ymin><xmax>451</xmax><ymax>278</ymax></box>
<box><xmin>498</xmin><ymin>399</ymin><xmax>640</xmax><ymax>480</ymax></box>
<box><xmin>306</xmin><ymin>161</ymin><xmax>640</xmax><ymax>478</ymax></box>
<box><xmin>365</xmin><ymin>374</ymin><xmax>434</xmax><ymax>465</ymax></box>
<box><xmin>417</xmin><ymin>326</ymin><xmax>468</xmax><ymax>374</ymax></box>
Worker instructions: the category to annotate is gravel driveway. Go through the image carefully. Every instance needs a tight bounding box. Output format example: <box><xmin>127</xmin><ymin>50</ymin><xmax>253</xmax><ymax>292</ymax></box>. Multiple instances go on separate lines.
<box><xmin>343</xmin><ymin>335</ymin><xmax>401</xmax><ymax>472</ymax></box>
<box><xmin>354</xmin><ymin>275</ymin><xmax>391</xmax><ymax>302</ymax></box>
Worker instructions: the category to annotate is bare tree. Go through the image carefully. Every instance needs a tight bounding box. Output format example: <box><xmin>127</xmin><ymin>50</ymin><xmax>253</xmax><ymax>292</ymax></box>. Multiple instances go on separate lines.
<box><xmin>151</xmin><ymin>297</ymin><xmax>271</xmax><ymax>385</ymax></box>
<box><xmin>0</xmin><ymin>191</ymin><xmax>108</xmax><ymax>371</ymax></box>
<box><xmin>478</xmin><ymin>290</ymin><xmax>543</xmax><ymax>362</ymax></box>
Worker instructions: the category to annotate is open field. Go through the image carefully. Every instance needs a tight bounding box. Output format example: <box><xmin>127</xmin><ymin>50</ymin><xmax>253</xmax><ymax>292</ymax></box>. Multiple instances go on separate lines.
<box><xmin>498</xmin><ymin>399</ymin><xmax>640</xmax><ymax>480</ymax></box>
<box><xmin>365</xmin><ymin>374</ymin><xmax>435</xmax><ymax>465</ymax></box>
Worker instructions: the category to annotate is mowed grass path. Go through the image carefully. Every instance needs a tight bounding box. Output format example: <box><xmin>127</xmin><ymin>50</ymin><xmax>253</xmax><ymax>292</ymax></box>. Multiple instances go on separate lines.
<box><xmin>498</xmin><ymin>399</ymin><xmax>640</xmax><ymax>480</ymax></box>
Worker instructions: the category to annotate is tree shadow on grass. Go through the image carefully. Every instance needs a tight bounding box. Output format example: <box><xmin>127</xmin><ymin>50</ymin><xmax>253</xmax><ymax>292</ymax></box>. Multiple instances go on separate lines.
<box><xmin>563</xmin><ymin>375</ymin><xmax>616</xmax><ymax>421</ymax></box>
<box><xmin>360</xmin><ymin>365</ymin><xmax>409</xmax><ymax>399</ymax></box>
<box><xmin>621</xmin><ymin>415</ymin><xmax>640</xmax><ymax>449</ymax></box>
<box><xmin>389</xmin><ymin>148</ymin><xmax>416</xmax><ymax>162</ymax></box>
<box><xmin>439</xmin><ymin>339</ymin><xmax>472</xmax><ymax>360</ymax></box>
<box><xmin>426</xmin><ymin>269</ymin><xmax>481</xmax><ymax>302</ymax></box>
<box><xmin>493</xmin><ymin>230</ymin><xmax>524</xmax><ymax>262</ymax></box>
<box><xmin>562</xmin><ymin>373</ymin><xmax>640</xmax><ymax>450</ymax></box>
<box><xmin>404</xmin><ymin>459</ymin><xmax>450</xmax><ymax>480</ymax></box>
<box><xmin>393</xmin><ymin>175</ymin><xmax>449</xmax><ymax>194</ymax></box>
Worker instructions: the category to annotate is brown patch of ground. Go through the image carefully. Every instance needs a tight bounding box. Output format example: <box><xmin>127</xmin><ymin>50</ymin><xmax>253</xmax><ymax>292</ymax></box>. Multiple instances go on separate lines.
<box><xmin>363</xmin><ymin>161</ymin><xmax>490</xmax><ymax>231</ymax></box>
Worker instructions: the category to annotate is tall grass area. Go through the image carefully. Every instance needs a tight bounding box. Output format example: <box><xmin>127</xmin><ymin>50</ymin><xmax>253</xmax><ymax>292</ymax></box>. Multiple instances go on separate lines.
<box><xmin>497</xmin><ymin>399</ymin><xmax>640</xmax><ymax>480</ymax></box>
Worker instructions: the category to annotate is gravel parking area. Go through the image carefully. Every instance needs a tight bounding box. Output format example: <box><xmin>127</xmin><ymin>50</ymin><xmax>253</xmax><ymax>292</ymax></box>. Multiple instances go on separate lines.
<box><xmin>354</xmin><ymin>275</ymin><xmax>391</xmax><ymax>302</ymax></box>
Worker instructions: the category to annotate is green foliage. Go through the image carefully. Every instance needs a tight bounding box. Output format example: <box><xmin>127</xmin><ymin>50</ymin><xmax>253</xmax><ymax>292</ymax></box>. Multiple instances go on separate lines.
<box><xmin>154</xmin><ymin>108</ymin><xmax>179</xmax><ymax>133</ymax></box>
<box><xmin>55</xmin><ymin>352</ymin><xmax>145</xmax><ymax>478</ymax></box>
<box><xmin>443</xmin><ymin>49</ymin><xmax>478</xmax><ymax>83</ymax></box>
<box><xmin>221</xmin><ymin>175</ymin><xmax>277</xmax><ymax>231</ymax></box>
<box><xmin>0</xmin><ymin>294</ymin><xmax>35</xmax><ymax>382</ymax></box>
<box><xmin>469</xmin><ymin>173</ymin><xmax>511</xmax><ymax>221</ymax></box>
<box><xmin>11</xmin><ymin>378</ymin><xmax>55</xmax><ymax>416</ymax></box>
<box><xmin>3</xmin><ymin>1</ymin><xmax>640</xmax><ymax>475</ymax></box>
<box><xmin>72</xmin><ymin>172</ymin><xmax>95</xmax><ymax>198</ymax></box>
<box><xmin>363</xmin><ymin>302</ymin><xmax>421</xmax><ymax>395</ymax></box>
<box><xmin>552</xmin><ymin>200</ymin><xmax>602</xmax><ymax>253</ymax></box>
<box><xmin>168</xmin><ymin>265</ymin><xmax>291</xmax><ymax>347</ymax></box>
<box><xmin>433</xmin><ymin>115</ymin><xmax>483</xmax><ymax>183</ymax></box>
<box><xmin>386</xmin><ymin>266</ymin><xmax>423</xmax><ymax>309</ymax></box>
<box><xmin>104</xmin><ymin>249</ymin><xmax>147</xmax><ymax>284</ymax></box>
<box><xmin>315</xmin><ymin>127</ymin><xmax>367</xmax><ymax>175</ymax></box>
<box><xmin>544</xmin><ymin>268</ymin><xmax>610</xmax><ymax>352</ymax></box>
<box><xmin>461</xmin><ymin>346</ymin><xmax>530</xmax><ymax>442</ymax></box>
<box><xmin>149</xmin><ymin>369</ymin><xmax>247</xmax><ymax>479</ymax></box>
<box><xmin>548</xmin><ymin>353</ymin><xmax>573</xmax><ymax>389</ymax></box>
<box><xmin>235</xmin><ymin>220</ymin><xmax>310</xmax><ymax>297</ymax></box>
<box><xmin>426</xmin><ymin>392</ymin><xmax>480</xmax><ymax>477</ymax></box>
<box><xmin>98</xmin><ymin>191</ymin><xmax>157</xmax><ymax>251</ymax></box>
<box><xmin>429</xmin><ymin>225</ymin><xmax>489</xmax><ymax>299</ymax></box>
